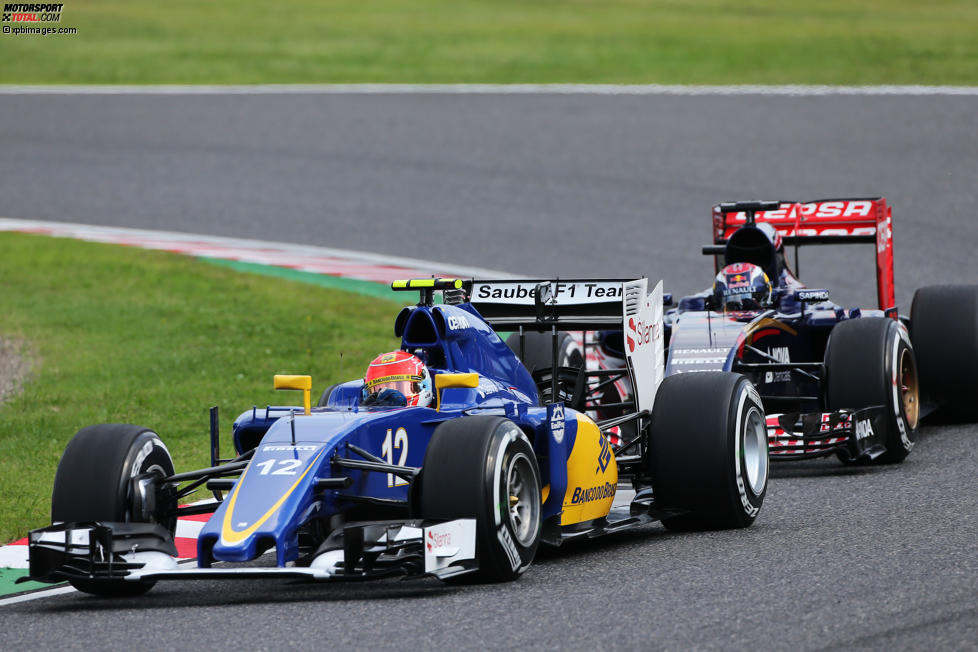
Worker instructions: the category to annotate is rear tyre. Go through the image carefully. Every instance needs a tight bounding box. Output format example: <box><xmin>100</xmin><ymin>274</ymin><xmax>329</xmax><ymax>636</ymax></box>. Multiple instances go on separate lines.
<box><xmin>910</xmin><ymin>285</ymin><xmax>978</xmax><ymax>419</ymax></box>
<box><xmin>419</xmin><ymin>416</ymin><xmax>540</xmax><ymax>582</ymax></box>
<box><xmin>505</xmin><ymin>331</ymin><xmax>583</xmax><ymax>404</ymax></box>
<box><xmin>51</xmin><ymin>424</ymin><xmax>176</xmax><ymax>596</ymax></box>
<box><xmin>316</xmin><ymin>382</ymin><xmax>342</xmax><ymax>407</ymax></box>
<box><xmin>505</xmin><ymin>330</ymin><xmax>583</xmax><ymax>373</ymax></box>
<box><xmin>825</xmin><ymin>317</ymin><xmax>919</xmax><ymax>464</ymax></box>
<box><xmin>647</xmin><ymin>373</ymin><xmax>768</xmax><ymax>530</ymax></box>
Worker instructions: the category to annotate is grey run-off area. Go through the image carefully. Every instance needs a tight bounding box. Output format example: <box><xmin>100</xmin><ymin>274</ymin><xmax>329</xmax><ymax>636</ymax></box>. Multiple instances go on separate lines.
<box><xmin>0</xmin><ymin>90</ymin><xmax>976</xmax><ymax>650</ymax></box>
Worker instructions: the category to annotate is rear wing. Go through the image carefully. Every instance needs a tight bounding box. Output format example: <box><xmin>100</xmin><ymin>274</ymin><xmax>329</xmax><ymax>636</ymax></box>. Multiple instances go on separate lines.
<box><xmin>390</xmin><ymin>278</ymin><xmax>665</xmax><ymax>413</ymax></box>
<box><xmin>711</xmin><ymin>198</ymin><xmax>895</xmax><ymax>312</ymax></box>
<box><xmin>473</xmin><ymin>278</ymin><xmax>664</xmax><ymax>414</ymax></box>
<box><xmin>469</xmin><ymin>279</ymin><xmax>632</xmax><ymax>330</ymax></box>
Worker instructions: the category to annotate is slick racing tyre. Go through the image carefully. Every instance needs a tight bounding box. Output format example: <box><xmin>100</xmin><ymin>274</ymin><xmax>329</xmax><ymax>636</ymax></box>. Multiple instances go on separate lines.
<box><xmin>51</xmin><ymin>424</ymin><xmax>176</xmax><ymax>596</ymax></box>
<box><xmin>647</xmin><ymin>372</ymin><xmax>768</xmax><ymax>530</ymax></box>
<box><xmin>825</xmin><ymin>317</ymin><xmax>919</xmax><ymax>464</ymax></box>
<box><xmin>506</xmin><ymin>331</ymin><xmax>584</xmax><ymax>405</ymax></box>
<box><xmin>419</xmin><ymin>416</ymin><xmax>541</xmax><ymax>582</ymax></box>
<box><xmin>910</xmin><ymin>285</ymin><xmax>978</xmax><ymax>420</ymax></box>
<box><xmin>505</xmin><ymin>330</ymin><xmax>583</xmax><ymax>374</ymax></box>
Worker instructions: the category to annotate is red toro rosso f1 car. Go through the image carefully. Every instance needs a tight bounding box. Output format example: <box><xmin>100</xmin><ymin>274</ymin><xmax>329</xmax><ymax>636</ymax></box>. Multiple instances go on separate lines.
<box><xmin>24</xmin><ymin>277</ymin><xmax>769</xmax><ymax>596</ymax></box>
<box><xmin>654</xmin><ymin>198</ymin><xmax>978</xmax><ymax>462</ymax></box>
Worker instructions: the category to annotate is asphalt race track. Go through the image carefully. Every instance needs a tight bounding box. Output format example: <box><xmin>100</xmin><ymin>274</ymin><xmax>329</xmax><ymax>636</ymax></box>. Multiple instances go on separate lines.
<box><xmin>1</xmin><ymin>91</ymin><xmax>977</xmax><ymax>650</ymax></box>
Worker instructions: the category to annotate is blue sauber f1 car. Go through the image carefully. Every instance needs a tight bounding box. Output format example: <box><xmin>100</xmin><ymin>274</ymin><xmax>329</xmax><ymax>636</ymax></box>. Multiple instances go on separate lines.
<box><xmin>25</xmin><ymin>277</ymin><xmax>770</xmax><ymax>596</ymax></box>
<box><xmin>653</xmin><ymin>198</ymin><xmax>978</xmax><ymax>463</ymax></box>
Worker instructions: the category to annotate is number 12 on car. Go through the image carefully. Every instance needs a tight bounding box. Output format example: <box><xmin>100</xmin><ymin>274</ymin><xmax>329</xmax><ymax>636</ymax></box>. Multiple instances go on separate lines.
<box><xmin>382</xmin><ymin>427</ymin><xmax>409</xmax><ymax>487</ymax></box>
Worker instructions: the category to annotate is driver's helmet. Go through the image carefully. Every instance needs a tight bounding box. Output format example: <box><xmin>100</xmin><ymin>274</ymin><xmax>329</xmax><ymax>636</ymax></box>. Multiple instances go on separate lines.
<box><xmin>712</xmin><ymin>262</ymin><xmax>772</xmax><ymax>311</ymax></box>
<box><xmin>362</xmin><ymin>350</ymin><xmax>433</xmax><ymax>407</ymax></box>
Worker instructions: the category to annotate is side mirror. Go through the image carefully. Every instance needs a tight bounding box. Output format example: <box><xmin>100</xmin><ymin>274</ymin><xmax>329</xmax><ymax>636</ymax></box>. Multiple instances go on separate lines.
<box><xmin>274</xmin><ymin>374</ymin><xmax>312</xmax><ymax>415</ymax></box>
<box><xmin>434</xmin><ymin>373</ymin><xmax>479</xmax><ymax>411</ymax></box>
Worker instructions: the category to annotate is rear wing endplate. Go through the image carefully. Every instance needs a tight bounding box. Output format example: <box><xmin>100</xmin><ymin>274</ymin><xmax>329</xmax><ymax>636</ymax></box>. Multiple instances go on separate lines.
<box><xmin>711</xmin><ymin>198</ymin><xmax>895</xmax><ymax>312</ymax></box>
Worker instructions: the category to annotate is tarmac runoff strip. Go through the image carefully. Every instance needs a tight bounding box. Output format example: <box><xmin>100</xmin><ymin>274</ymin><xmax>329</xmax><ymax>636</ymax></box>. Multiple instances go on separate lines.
<box><xmin>0</xmin><ymin>217</ymin><xmax>515</xmax><ymax>602</ymax></box>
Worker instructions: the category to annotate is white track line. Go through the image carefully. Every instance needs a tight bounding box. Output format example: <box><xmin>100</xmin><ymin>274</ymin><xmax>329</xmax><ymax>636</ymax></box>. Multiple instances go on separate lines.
<box><xmin>0</xmin><ymin>84</ymin><xmax>976</xmax><ymax>96</ymax></box>
<box><xmin>0</xmin><ymin>585</ymin><xmax>76</xmax><ymax>606</ymax></box>
<box><xmin>0</xmin><ymin>559</ymin><xmax>205</xmax><ymax>606</ymax></box>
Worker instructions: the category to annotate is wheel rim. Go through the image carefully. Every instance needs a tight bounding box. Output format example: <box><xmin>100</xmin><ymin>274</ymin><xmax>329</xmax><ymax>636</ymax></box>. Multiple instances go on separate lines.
<box><xmin>127</xmin><ymin>464</ymin><xmax>171</xmax><ymax>528</ymax></box>
<box><xmin>899</xmin><ymin>347</ymin><xmax>920</xmax><ymax>430</ymax></box>
<box><xmin>742</xmin><ymin>406</ymin><xmax>768</xmax><ymax>495</ymax></box>
<box><xmin>505</xmin><ymin>452</ymin><xmax>539</xmax><ymax>547</ymax></box>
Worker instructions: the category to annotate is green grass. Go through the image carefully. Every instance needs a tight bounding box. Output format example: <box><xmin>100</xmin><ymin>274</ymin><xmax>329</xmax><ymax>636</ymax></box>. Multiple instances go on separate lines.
<box><xmin>0</xmin><ymin>568</ymin><xmax>51</xmax><ymax>594</ymax></box>
<box><xmin>1</xmin><ymin>1</ymin><xmax>976</xmax><ymax>85</ymax></box>
<box><xmin>0</xmin><ymin>233</ymin><xmax>400</xmax><ymax>543</ymax></box>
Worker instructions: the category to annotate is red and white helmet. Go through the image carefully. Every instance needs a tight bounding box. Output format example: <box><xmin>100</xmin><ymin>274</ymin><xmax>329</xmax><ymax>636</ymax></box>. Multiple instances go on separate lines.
<box><xmin>363</xmin><ymin>351</ymin><xmax>433</xmax><ymax>407</ymax></box>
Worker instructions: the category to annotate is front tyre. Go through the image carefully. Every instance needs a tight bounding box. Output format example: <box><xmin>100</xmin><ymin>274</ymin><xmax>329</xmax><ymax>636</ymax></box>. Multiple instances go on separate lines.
<box><xmin>51</xmin><ymin>424</ymin><xmax>176</xmax><ymax>596</ymax></box>
<box><xmin>825</xmin><ymin>317</ymin><xmax>919</xmax><ymax>463</ymax></box>
<box><xmin>419</xmin><ymin>416</ymin><xmax>541</xmax><ymax>582</ymax></box>
<box><xmin>647</xmin><ymin>372</ymin><xmax>768</xmax><ymax>530</ymax></box>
